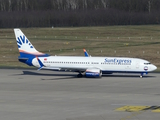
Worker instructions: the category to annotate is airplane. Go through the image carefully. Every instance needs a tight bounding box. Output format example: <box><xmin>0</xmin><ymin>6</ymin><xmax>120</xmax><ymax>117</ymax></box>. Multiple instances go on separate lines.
<box><xmin>14</xmin><ymin>28</ymin><xmax>157</xmax><ymax>78</ymax></box>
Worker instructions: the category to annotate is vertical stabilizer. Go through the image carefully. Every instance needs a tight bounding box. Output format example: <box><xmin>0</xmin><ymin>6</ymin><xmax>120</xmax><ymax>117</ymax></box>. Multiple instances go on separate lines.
<box><xmin>14</xmin><ymin>28</ymin><xmax>49</xmax><ymax>66</ymax></box>
<box><xmin>14</xmin><ymin>29</ymin><xmax>41</xmax><ymax>54</ymax></box>
<box><xmin>14</xmin><ymin>29</ymin><xmax>48</xmax><ymax>56</ymax></box>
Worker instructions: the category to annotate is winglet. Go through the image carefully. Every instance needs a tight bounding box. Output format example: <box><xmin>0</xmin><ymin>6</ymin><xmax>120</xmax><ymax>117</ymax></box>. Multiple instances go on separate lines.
<box><xmin>83</xmin><ymin>49</ymin><xmax>89</xmax><ymax>57</ymax></box>
<box><xmin>36</xmin><ymin>57</ymin><xmax>44</xmax><ymax>71</ymax></box>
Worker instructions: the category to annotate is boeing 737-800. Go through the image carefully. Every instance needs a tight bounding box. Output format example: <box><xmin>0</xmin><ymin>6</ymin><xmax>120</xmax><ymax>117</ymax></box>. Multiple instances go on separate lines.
<box><xmin>14</xmin><ymin>29</ymin><xmax>157</xmax><ymax>78</ymax></box>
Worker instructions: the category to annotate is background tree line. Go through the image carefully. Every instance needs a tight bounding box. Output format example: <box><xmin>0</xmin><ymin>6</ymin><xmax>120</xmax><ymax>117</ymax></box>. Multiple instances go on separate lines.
<box><xmin>0</xmin><ymin>0</ymin><xmax>160</xmax><ymax>28</ymax></box>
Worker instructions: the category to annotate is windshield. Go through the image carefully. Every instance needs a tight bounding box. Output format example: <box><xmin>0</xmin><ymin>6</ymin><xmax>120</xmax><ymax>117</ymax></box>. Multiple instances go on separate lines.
<box><xmin>144</xmin><ymin>63</ymin><xmax>151</xmax><ymax>65</ymax></box>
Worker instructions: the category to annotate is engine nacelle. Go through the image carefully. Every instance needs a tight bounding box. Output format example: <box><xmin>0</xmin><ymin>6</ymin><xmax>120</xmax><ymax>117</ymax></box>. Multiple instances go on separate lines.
<box><xmin>85</xmin><ymin>68</ymin><xmax>102</xmax><ymax>78</ymax></box>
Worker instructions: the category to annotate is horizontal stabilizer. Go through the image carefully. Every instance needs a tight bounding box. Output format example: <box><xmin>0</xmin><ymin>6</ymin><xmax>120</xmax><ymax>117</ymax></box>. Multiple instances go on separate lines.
<box><xmin>18</xmin><ymin>57</ymin><xmax>28</xmax><ymax>63</ymax></box>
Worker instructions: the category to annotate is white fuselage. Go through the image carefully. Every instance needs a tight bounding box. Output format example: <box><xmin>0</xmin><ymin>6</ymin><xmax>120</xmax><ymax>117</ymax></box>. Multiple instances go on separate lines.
<box><xmin>32</xmin><ymin>56</ymin><xmax>157</xmax><ymax>73</ymax></box>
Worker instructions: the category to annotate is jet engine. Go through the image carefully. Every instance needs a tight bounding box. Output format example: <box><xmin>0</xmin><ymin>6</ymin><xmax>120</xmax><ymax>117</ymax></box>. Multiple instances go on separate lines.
<box><xmin>85</xmin><ymin>68</ymin><xmax>102</xmax><ymax>78</ymax></box>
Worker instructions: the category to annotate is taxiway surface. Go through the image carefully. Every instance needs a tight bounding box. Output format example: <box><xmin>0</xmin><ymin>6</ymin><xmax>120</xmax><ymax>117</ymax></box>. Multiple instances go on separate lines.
<box><xmin>0</xmin><ymin>69</ymin><xmax>160</xmax><ymax>120</ymax></box>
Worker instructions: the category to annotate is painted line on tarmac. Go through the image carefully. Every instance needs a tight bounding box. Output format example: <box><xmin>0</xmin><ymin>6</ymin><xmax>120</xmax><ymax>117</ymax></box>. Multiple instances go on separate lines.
<box><xmin>116</xmin><ymin>105</ymin><xmax>160</xmax><ymax>120</ymax></box>
<box><xmin>115</xmin><ymin>105</ymin><xmax>160</xmax><ymax>112</ymax></box>
<box><xmin>119</xmin><ymin>111</ymin><xmax>143</xmax><ymax>120</ymax></box>
<box><xmin>116</xmin><ymin>106</ymin><xmax>150</xmax><ymax>112</ymax></box>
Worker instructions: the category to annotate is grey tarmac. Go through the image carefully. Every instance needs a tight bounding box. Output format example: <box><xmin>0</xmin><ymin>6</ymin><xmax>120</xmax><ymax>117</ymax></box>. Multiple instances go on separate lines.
<box><xmin>0</xmin><ymin>69</ymin><xmax>160</xmax><ymax>120</ymax></box>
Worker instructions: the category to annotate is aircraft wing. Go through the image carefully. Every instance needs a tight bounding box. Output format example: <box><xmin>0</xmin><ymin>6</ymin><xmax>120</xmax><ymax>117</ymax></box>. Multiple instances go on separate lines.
<box><xmin>44</xmin><ymin>66</ymin><xmax>87</xmax><ymax>72</ymax></box>
<box><xmin>37</xmin><ymin>58</ymin><xmax>87</xmax><ymax>72</ymax></box>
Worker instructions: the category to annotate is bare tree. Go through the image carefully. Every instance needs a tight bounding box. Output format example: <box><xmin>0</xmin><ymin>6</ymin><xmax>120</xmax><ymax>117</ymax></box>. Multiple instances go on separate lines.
<box><xmin>147</xmin><ymin>0</ymin><xmax>153</xmax><ymax>13</ymax></box>
<box><xmin>23</xmin><ymin>0</ymin><xmax>28</xmax><ymax>11</ymax></box>
<box><xmin>8</xmin><ymin>0</ymin><xmax>11</xmax><ymax>11</ymax></box>
<box><xmin>0</xmin><ymin>0</ymin><xmax>6</xmax><ymax>11</ymax></box>
<box><xmin>68</xmin><ymin>0</ymin><xmax>78</xmax><ymax>9</ymax></box>
<box><xmin>101</xmin><ymin>0</ymin><xmax>108</xmax><ymax>8</ymax></box>
<box><xmin>0</xmin><ymin>0</ymin><xmax>160</xmax><ymax>28</ymax></box>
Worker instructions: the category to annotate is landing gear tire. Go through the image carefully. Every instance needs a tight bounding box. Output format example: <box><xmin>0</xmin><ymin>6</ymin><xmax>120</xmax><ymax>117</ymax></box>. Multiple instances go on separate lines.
<box><xmin>77</xmin><ymin>74</ymin><xmax>83</xmax><ymax>78</ymax></box>
<box><xmin>140</xmin><ymin>73</ymin><xmax>143</xmax><ymax>78</ymax></box>
<box><xmin>99</xmin><ymin>71</ymin><xmax>102</xmax><ymax>78</ymax></box>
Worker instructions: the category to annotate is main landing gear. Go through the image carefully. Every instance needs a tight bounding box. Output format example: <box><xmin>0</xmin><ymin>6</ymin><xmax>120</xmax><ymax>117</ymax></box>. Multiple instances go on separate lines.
<box><xmin>77</xmin><ymin>73</ymin><xmax>83</xmax><ymax>78</ymax></box>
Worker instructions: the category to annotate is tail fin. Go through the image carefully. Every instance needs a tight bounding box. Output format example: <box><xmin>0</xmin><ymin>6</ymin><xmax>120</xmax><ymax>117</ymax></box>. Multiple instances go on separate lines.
<box><xmin>14</xmin><ymin>29</ymin><xmax>48</xmax><ymax>57</ymax></box>
<box><xmin>14</xmin><ymin>28</ymin><xmax>49</xmax><ymax>66</ymax></box>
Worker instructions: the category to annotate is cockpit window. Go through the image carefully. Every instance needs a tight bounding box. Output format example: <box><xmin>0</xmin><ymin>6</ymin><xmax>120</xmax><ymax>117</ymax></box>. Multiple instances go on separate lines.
<box><xmin>144</xmin><ymin>63</ymin><xmax>151</xmax><ymax>65</ymax></box>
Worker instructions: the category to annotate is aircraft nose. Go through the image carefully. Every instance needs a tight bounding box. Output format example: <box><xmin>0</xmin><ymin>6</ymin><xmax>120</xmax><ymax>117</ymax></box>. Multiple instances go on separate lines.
<box><xmin>152</xmin><ymin>65</ymin><xmax>157</xmax><ymax>71</ymax></box>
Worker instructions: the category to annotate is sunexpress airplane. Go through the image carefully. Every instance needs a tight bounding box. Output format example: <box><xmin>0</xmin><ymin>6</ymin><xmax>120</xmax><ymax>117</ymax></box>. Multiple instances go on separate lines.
<box><xmin>14</xmin><ymin>29</ymin><xmax>157</xmax><ymax>78</ymax></box>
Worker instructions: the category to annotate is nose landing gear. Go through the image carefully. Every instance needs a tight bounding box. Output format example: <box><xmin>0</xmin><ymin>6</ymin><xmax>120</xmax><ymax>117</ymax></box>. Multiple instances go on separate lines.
<box><xmin>140</xmin><ymin>72</ymin><xmax>148</xmax><ymax>78</ymax></box>
<box><xmin>140</xmin><ymin>73</ymin><xmax>143</xmax><ymax>78</ymax></box>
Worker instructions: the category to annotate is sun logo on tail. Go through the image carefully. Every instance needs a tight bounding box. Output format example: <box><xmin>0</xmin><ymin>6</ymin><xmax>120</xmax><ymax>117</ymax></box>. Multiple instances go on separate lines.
<box><xmin>17</xmin><ymin>35</ymin><xmax>34</xmax><ymax>49</ymax></box>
